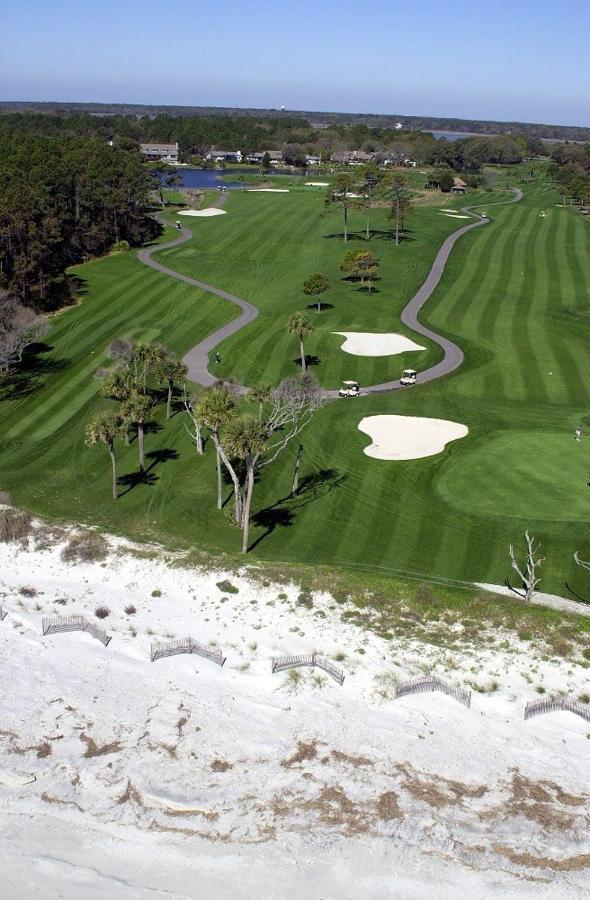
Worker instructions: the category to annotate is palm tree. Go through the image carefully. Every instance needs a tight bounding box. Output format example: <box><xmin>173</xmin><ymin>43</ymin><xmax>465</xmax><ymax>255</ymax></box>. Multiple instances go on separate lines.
<box><xmin>99</xmin><ymin>368</ymin><xmax>136</xmax><ymax>443</ymax></box>
<box><xmin>155</xmin><ymin>355</ymin><xmax>188</xmax><ymax>419</ymax></box>
<box><xmin>223</xmin><ymin>415</ymin><xmax>267</xmax><ymax>553</ymax></box>
<box><xmin>130</xmin><ymin>342</ymin><xmax>163</xmax><ymax>394</ymax></box>
<box><xmin>303</xmin><ymin>273</ymin><xmax>329</xmax><ymax>313</ymax></box>
<box><xmin>248</xmin><ymin>383</ymin><xmax>272</xmax><ymax>421</ymax></box>
<box><xmin>195</xmin><ymin>385</ymin><xmax>239</xmax><ymax>514</ymax></box>
<box><xmin>121</xmin><ymin>393</ymin><xmax>151</xmax><ymax>472</ymax></box>
<box><xmin>286</xmin><ymin>312</ymin><xmax>314</xmax><ymax>372</ymax></box>
<box><xmin>85</xmin><ymin>412</ymin><xmax>124</xmax><ymax>500</ymax></box>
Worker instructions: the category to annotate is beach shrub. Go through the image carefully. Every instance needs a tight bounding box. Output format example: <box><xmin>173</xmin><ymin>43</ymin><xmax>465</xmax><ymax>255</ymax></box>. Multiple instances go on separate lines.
<box><xmin>61</xmin><ymin>531</ymin><xmax>108</xmax><ymax>563</ymax></box>
<box><xmin>0</xmin><ymin>508</ymin><xmax>32</xmax><ymax>543</ymax></box>
<box><xmin>95</xmin><ymin>605</ymin><xmax>110</xmax><ymax>619</ymax></box>
<box><xmin>124</xmin><ymin>604</ymin><xmax>136</xmax><ymax>615</ymax></box>
<box><xmin>216</xmin><ymin>579</ymin><xmax>239</xmax><ymax>594</ymax></box>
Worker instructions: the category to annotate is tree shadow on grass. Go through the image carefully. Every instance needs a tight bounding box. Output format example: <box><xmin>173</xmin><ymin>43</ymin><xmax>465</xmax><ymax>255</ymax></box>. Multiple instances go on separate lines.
<box><xmin>565</xmin><ymin>582</ymin><xmax>590</xmax><ymax>606</ymax></box>
<box><xmin>353</xmin><ymin>285</ymin><xmax>381</xmax><ymax>295</ymax></box>
<box><xmin>322</xmin><ymin>230</ymin><xmax>367</xmax><ymax>241</ymax></box>
<box><xmin>369</xmin><ymin>228</ymin><xmax>415</xmax><ymax>243</ymax></box>
<box><xmin>293</xmin><ymin>355</ymin><xmax>320</xmax><ymax>368</ymax></box>
<box><xmin>248</xmin><ymin>467</ymin><xmax>346</xmax><ymax>551</ymax></box>
<box><xmin>248</xmin><ymin>507</ymin><xmax>295</xmax><ymax>551</ymax></box>
<box><xmin>0</xmin><ymin>343</ymin><xmax>71</xmax><ymax>401</ymax></box>
<box><xmin>305</xmin><ymin>302</ymin><xmax>334</xmax><ymax>312</ymax></box>
<box><xmin>117</xmin><ymin>448</ymin><xmax>179</xmax><ymax>496</ymax></box>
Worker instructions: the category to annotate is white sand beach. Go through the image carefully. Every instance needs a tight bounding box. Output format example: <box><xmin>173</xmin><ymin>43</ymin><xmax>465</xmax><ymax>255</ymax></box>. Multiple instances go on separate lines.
<box><xmin>0</xmin><ymin>526</ymin><xmax>589</xmax><ymax>897</ymax></box>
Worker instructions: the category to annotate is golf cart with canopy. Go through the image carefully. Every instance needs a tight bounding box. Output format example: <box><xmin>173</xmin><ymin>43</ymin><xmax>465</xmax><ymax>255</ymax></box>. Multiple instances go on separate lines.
<box><xmin>400</xmin><ymin>369</ymin><xmax>417</xmax><ymax>386</ymax></box>
<box><xmin>339</xmin><ymin>380</ymin><xmax>360</xmax><ymax>398</ymax></box>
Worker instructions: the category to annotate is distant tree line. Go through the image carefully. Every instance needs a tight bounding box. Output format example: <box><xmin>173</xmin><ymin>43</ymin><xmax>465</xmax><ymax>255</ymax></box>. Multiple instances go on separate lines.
<box><xmin>0</xmin><ymin>134</ymin><xmax>158</xmax><ymax>311</ymax></box>
<box><xmin>0</xmin><ymin>112</ymin><xmax>543</xmax><ymax>173</ymax></box>
<box><xmin>547</xmin><ymin>142</ymin><xmax>590</xmax><ymax>203</ymax></box>
<box><xmin>3</xmin><ymin>100</ymin><xmax>590</xmax><ymax>142</ymax></box>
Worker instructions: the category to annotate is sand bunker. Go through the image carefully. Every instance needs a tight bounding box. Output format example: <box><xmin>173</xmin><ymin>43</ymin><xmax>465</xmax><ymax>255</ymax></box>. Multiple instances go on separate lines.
<box><xmin>443</xmin><ymin>214</ymin><xmax>471</xmax><ymax>219</ymax></box>
<box><xmin>333</xmin><ymin>332</ymin><xmax>425</xmax><ymax>357</ymax></box>
<box><xmin>358</xmin><ymin>415</ymin><xmax>468</xmax><ymax>461</ymax></box>
<box><xmin>305</xmin><ymin>181</ymin><xmax>330</xmax><ymax>187</ymax></box>
<box><xmin>247</xmin><ymin>188</ymin><xmax>290</xmax><ymax>193</ymax></box>
<box><xmin>178</xmin><ymin>208</ymin><xmax>227</xmax><ymax>217</ymax></box>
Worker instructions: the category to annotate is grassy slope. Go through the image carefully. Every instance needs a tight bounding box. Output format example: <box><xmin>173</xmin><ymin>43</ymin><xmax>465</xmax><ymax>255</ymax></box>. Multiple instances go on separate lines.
<box><xmin>1</xmin><ymin>179</ymin><xmax>589</xmax><ymax>597</ymax></box>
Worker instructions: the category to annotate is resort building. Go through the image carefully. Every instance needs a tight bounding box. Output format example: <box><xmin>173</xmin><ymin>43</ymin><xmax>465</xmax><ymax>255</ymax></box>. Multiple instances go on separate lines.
<box><xmin>244</xmin><ymin>150</ymin><xmax>284</xmax><ymax>164</ymax></box>
<box><xmin>139</xmin><ymin>142</ymin><xmax>179</xmax><ymax>162</ymax></box>
<box><xmin>206</xmin><ymin>149</ymin><xmax>243</xmax><ymax>163</ymax></box>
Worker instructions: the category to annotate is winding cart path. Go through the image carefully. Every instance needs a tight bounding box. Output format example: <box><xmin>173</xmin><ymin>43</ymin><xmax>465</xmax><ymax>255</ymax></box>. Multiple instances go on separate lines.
<box><xmin>138</xmin><ymin>189</ymin><xmax>523</xmax><ymax>398</ymax></box>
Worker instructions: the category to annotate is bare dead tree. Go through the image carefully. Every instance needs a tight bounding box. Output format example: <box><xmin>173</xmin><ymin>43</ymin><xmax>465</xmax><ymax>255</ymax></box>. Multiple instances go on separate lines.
<box><xmin>574</xmin><ymin>551</ymin><xmax>590</xmax><ymax>574</ymax></box>
<box><xmin>257</xmin><ymin>375</ymin><xmax>322</xmax><ymax>472</ymax></box>
<box><xmin>107</xmin><ymin>337</ymin><xmax>134</xmax><ymax>362</ymax></box>
<box><xmin>0</xmin><ymin>294</ymin><xmax>48</xmax><ymax>374</ymax></box>
<box><xmin>508</xmin><ymin>531</ymin><xmax>545</xmax><ymax>604</ymax></box>
<box><xmin>182</xmin><ymin>386</ymin><xmax>204</xmax><ymax>455</ymax></box>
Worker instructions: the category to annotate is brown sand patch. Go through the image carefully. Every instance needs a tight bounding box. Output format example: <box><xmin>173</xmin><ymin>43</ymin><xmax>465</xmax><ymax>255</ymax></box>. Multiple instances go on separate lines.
<box><xmin>281</xmin><ymin>740</ymin><xmax>318</xmax><ymax>768</ymax></box>
<box><xmin>376</xmin><ymin>791</ymin><xmax>403</xmax><ymax>820</ymax></box>
<box><xmin>495</xmin><ymin>846</ymin><xmax>590</xmax><ymax>872</ymax></box>
<box><xmin>41</xmin><ymin>792</ymin><xmax>84</xmax><ymax>813</ymax></box>
<box><xmin>398</xmin><ymin>764</ymin><xmax>487</xmax><ymax>808</ymax></box>
<box><xmin>211</xmin><ymin>759</ymin><xmax>233</xmax><ymax>773</ymax></box>
<box><xmin>80</xmin><ymin>733</ymin><xmax>121</xmax><ymax>758</ymax></box>
<box><xmin>328</xmin><ymin>749</ymin><xmax>373</xmax><ymax>767</ymax></box>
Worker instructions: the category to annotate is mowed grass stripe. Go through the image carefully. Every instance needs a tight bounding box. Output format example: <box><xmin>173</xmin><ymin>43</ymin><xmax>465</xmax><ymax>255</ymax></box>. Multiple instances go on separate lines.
<box><xmin>8</xmin><ymin>327</ymin><xmax>161</xmax><ymax>442</ymax></box>
<box><xmin>540</xmin><ymin>210</ymin><xmax>584</xmax><ymax>405</ymax></box>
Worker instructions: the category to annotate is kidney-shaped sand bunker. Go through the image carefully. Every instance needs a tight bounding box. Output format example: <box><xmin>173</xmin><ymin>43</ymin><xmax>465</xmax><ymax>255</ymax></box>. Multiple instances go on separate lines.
<box><xmin>358</xmin><ymin>415</ymin><xmax>468</xmax><ymax>461</ymax></box>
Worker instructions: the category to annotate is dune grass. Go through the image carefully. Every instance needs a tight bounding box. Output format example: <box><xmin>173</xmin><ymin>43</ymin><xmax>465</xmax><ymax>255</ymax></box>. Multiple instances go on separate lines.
<box><xmin>0</xmin><ymin>179</ymin><xmax>589</xmax><ymax>598</ymax></box>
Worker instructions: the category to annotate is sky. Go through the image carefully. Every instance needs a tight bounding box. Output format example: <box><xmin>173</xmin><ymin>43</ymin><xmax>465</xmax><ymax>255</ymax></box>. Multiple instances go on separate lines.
<box><xmin>2</xmin><ymin>0</ymin><xmax>589</xmax><ymax>126</ymax></box>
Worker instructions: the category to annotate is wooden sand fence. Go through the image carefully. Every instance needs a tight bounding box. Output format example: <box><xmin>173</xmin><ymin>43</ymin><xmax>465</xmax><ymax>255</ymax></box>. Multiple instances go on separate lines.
<box><xmin>150</xmin><ymin>637</ymin><xmax>226</xmax><ymax>667</ymax></box>
<box><xmin>394</xmin><ymin>675</ymin><xmax>471</xmax><ymax>709</ymax></box>
<box><xmin>42</xmin><ymin>615</ymin><xmax>111</xmax><ymax>647</ymax></box>
<box><xmin>524</xmin><ymin>695</ymin><xmax>590</xmax><ymax>725</ymax></box>
<box><xmin>271</xmin><ymin>652</ymin><xmax>345</xmax><ymax>685</ymax></box>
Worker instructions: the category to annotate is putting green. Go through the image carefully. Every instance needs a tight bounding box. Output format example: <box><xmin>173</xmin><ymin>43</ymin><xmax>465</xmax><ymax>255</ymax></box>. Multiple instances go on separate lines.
<box><xmin>437</xmin><ymin>430</ymin><xmax>590</xmax><ymax>522</ymax></box>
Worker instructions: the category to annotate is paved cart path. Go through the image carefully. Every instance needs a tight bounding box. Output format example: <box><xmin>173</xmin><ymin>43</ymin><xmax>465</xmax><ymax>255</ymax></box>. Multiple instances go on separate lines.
<box><xmin>138</xmin><ymin>189</ymin><xmax>523</xmax><ymax>398</ymax></box>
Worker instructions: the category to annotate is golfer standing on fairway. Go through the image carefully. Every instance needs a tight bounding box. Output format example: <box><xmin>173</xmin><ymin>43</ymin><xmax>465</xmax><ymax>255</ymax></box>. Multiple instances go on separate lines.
<box><xmin>575</xmin><ymin>424</ymin><xmax>582</xmax><ymax>441</ymax></box>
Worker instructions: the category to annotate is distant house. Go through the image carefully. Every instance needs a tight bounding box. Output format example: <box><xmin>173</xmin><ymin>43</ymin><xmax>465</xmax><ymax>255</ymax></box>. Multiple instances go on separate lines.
<box><xmin>206</xmin><ymin>149</ymin><xmax>243</xmax><ymax>163</ymax></box>
<box><xmin>451</xmin><ymin>177</ymin><xmax>467</xmax><ymax>194</ymax></box>
<box><xmin>330</xmin><ymin>150</ymin><xmax>374</xmax><ymax>165</ymax></box>
<box><xmin>140</xmin><ymin>142</ymin><xmax>179</xmax><ymax>162</ymax></box>
<box><xmin>244</xmin><ymin>150</ymin><xmax>284</xmax><ymax>164</ymax></box>
<box><xmin>305</xmin><ymin>154</ymin><xmax>322</xmax><ymax>166</ymax></box>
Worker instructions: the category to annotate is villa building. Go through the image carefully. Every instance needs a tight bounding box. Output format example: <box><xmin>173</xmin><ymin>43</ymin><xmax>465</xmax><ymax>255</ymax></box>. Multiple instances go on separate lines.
<box><xmin>139</xmin><ymin>142</ymin><xmax>179</xmax><ymax>162</ymax></box>
<box><xmin>206</xmin><ymin>149</ymin><xmax>243</xmax><ymax>163</ymax></box>
<box><xmin>244</xmin><ymin>150</ymin><xmax>284</xmax><ymax>164</ymax></box>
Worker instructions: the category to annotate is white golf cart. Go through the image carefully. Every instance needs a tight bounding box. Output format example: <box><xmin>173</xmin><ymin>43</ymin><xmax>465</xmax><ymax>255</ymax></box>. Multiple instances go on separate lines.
<box><xmin>400</xmin><ymin>369</ymin><xmax>417</xmax><ymax>386</ymax></box>
<box><xmin>339</xmin><ymin>380</ymin><xmax>360</xmax><ymax>398</ymax></box>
